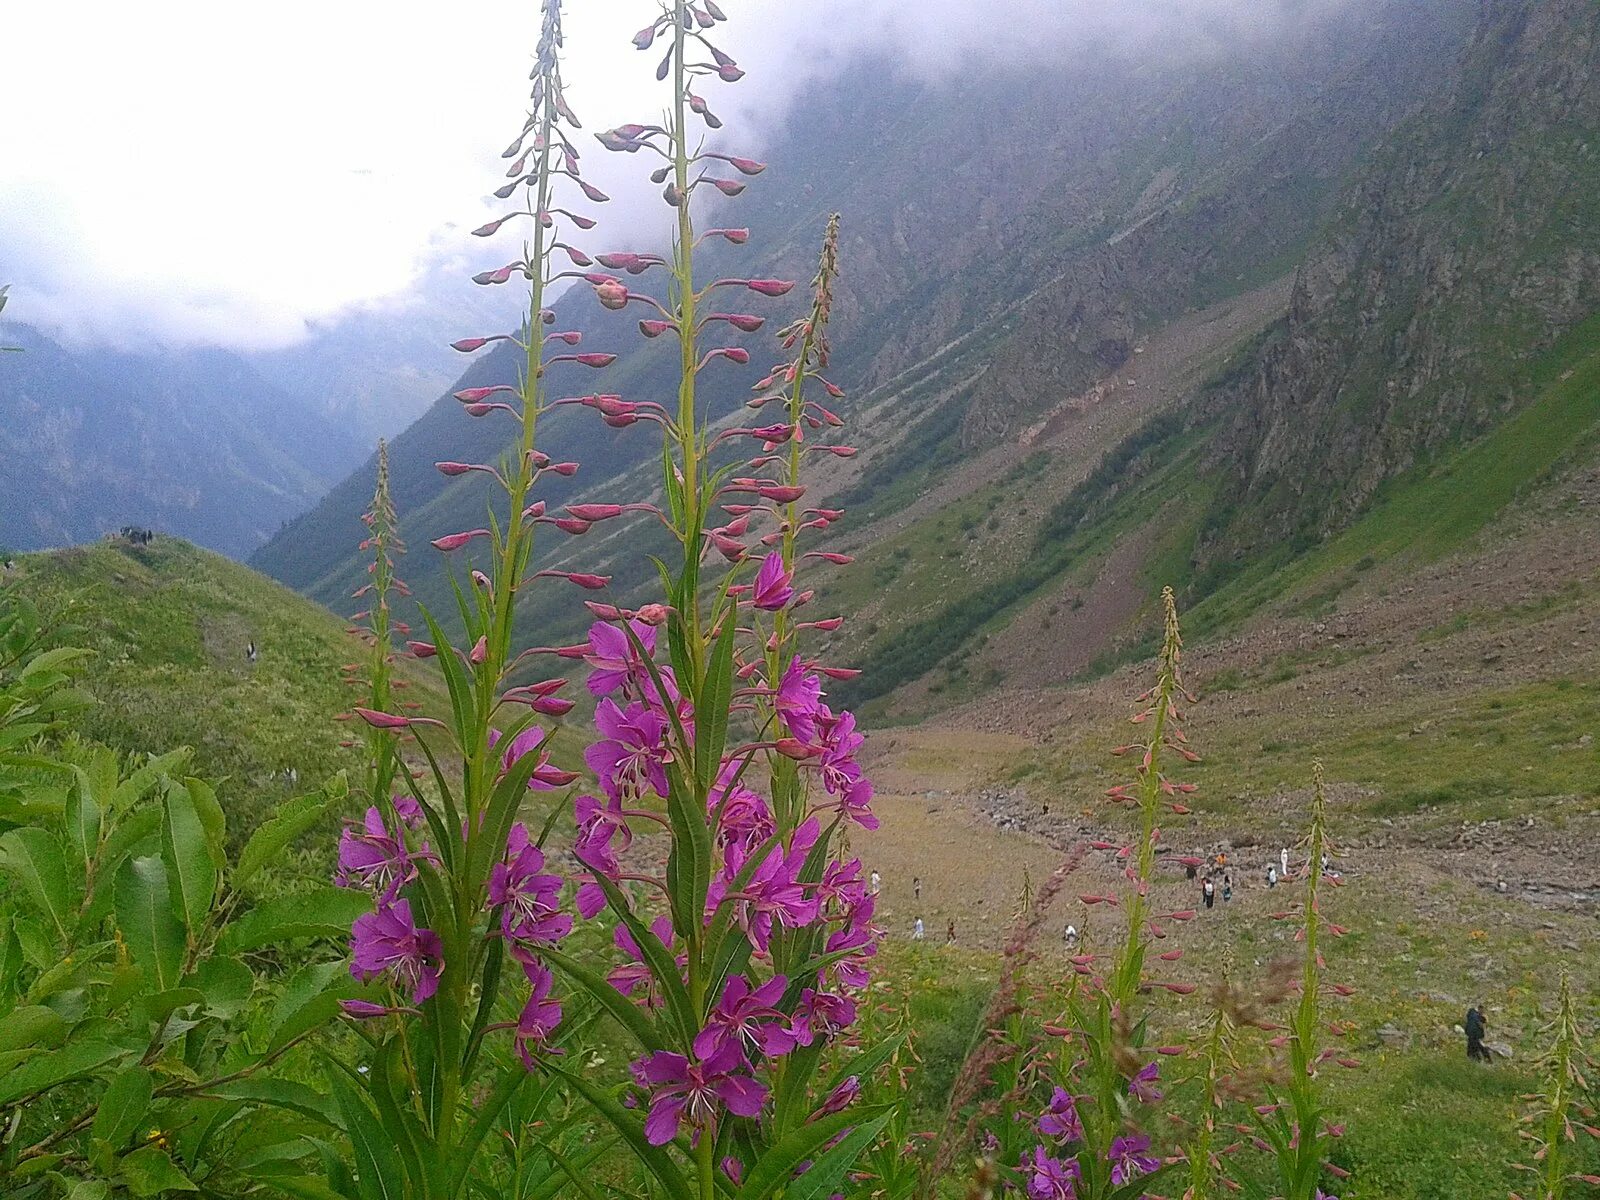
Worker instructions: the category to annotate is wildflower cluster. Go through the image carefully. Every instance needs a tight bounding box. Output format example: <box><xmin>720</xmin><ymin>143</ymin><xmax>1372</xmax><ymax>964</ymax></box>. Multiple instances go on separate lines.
<box><xmin>331</xmin><ymin>1</ymin><xmax>887</xmax><ymax>1195</ymax></box>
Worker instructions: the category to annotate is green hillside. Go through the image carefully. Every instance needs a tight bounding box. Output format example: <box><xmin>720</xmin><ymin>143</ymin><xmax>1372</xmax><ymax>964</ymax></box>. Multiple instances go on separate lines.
<box><xmin>11</xmin><ymin>538</ymin><xmax>393</xmax><ymax>837</ymax></box>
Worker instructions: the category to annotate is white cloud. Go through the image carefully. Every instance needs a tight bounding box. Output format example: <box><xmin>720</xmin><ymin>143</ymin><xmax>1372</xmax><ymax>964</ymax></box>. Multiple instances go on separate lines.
<box><xmin>0</xmin><ymin>0</ymin><xmax>1355</xmax><ymax>351</ymax></box>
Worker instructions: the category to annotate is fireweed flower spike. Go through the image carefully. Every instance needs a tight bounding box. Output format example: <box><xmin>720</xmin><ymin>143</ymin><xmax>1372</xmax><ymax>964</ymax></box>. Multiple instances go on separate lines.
<box><xmin>328</xmin><ymin>0</ymin><xmax>615</xmax><ymax>1189</ymax></box>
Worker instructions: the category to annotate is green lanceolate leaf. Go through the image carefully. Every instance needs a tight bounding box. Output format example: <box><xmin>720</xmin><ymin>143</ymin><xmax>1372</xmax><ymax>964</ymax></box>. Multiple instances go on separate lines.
<box><xmin>547</xmin><ymin>1063</ymin><xmax>693</xmax><ymax>1200</ymax></box>
<box><xmin>591</xmin><ymin>869</ymin><xmax>698</xmax><ymax>1047</ymax></box>
<box><xmin>119</xmin><ymin>1144</ymin><xmax>199</xmax><ymax>1195</ymax></box>
<box><xmin>218</xmin><ymin>886</ymin><xmax>371</xmax><ymax>955</ymax></box>
<box><xmin>778</xmin><ymin>1109</ymin><xmax>893</xmax><ymax>1200</ymax></box>
<box><xmin>0</xmin><ymin>1005</ymin><xmax>66</xmax><ymax>1052</ymax></box>
<box><xmin>64</xmin><ymin>772</ymin><xmax>102</xmax><ymax>873</ymax></box>
<box><xmin>0</xmin><ymin>827</ymin><xmax>73</xmax><ymax>942</ymax></box>
<box><xmin>92</xmin><ymin>1064</ymin><xmax>154</xmax><ymax>1150</ymax></box>
<box><xmin>540</xmin><ymin>943</ymin><xmax>666</xmax><ymax>1054</ymax></box>
<box><xmin>235</xmin><ymin>777</ymin><xmax>346</xmax><ymax>892</ymax></box>
<box><xmin>736</xmin><ymin>1106</ymin><xmax>891</xmax><ymax>1200</ymax></box>
<box><xmin>114</xmin><ymin>855</ymin><xmax>186</xmax><ymax>991</ymax></box>
<box><xmin>186</xmin><ymin>953</ymin><xmax>254</xmax><ymax>1019</ymax></box>
<box><xmin>695</xmin><ymin>610</ymin><xmax>737</xmax><ymax>795</ymax></box>
<box><xmin>162</xmin><ymin>785</ymin><xmax>218</xmax><ymax>937</ymax></box>
<box><xmin>326</xmin><ymin>1068</ymin><xmax>409</xmax><ymax>1200</ymax></box>
<box><xmin>0</xmin><ymin>1036</ymin><xmax>132</xmax><ymax>1104</ymax></box>
<box><xmin>202</xmin><ymin>1078</ymin><xmax>340</xmax><ymax>1128</ymax></box>
<box><xmin>111</xmin><ymin>748</ymin><xmax>192</xmax><ymax>813</ymax></box>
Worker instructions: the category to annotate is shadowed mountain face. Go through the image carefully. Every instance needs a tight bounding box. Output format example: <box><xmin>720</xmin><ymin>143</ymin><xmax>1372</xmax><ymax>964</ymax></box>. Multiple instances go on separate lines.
<box><xmin>252</xmin><ymin>0</ymin><xmax>1478</xmax><ymax>617</ymax></box>
<box><xmin>0</xmin><ymin>328</ymin><xmax>364</xmax><ymax>558</ymax></box>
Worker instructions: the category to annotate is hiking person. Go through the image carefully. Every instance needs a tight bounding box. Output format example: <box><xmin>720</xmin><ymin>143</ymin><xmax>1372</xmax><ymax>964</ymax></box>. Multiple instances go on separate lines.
<box><xmin>246</xmin><ymin>640</ymin><xmax>258</xmax><ymax>664</ymax></box>
<box><xmin>1064</xmin><ymin>923</ymin><xmax>1078</xmax><ymax>947</ymax></box>
<box><xmin>912</xmin><ymin>917</ymin><xmax>925</xmax><ymax>941</ymax></box>
<box><xmin>1202</xmin><ymin>877</ymin><xmax>1215</xmax><ymax>910</ymax></box>
<box><xmin>1267</xmin><ymin>864</ymin><xmax>1278</xmax><ymax>888</ymax></box>
<box><xmin>869</xmin><ymin>870</ymin><xmax>881</xmax><ymax>896</ymax></box>
<box><xmin>1222</xmin><ymin>874</ymin><xmax>1233</xmax><ymax>903</ymax></box>
<box><xmin>1280</xmin><ymin>848</ymin><xmax>1290</xmax><ymax>879</ymax></box>
<box><xmin>913</xmin><ymin>876</ymin><xmax>922</xmax><ymax>902</ymax></box>
<box><xmin>1465</xmin><ymin>1007</ymin><xmax>1491</xmax><ymax>1062</ymax></box>
<box><xmin>945</xmin><ymin>919</ymin><xmax>956</xmax><ymax>945</ymax></box>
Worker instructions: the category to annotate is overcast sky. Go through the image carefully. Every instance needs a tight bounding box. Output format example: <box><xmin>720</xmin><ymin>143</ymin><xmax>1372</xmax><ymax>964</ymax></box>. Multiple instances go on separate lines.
<box><xmin>0</xmin><ymin>0</ymin><xmax>1352</xmax><ymax>352</ymax></box>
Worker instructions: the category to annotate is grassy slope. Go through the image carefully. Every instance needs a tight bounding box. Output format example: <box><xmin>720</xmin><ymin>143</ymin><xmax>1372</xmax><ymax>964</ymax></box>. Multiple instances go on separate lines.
<box><xmin>840</xmin><ymin>315</ymin><xmax>1600</xmax><ymax>717</ymax></box>
<box><xmin>15</xmin><ymin>538</ymin><xmax>391</xmax><ymax>839</ymax></box>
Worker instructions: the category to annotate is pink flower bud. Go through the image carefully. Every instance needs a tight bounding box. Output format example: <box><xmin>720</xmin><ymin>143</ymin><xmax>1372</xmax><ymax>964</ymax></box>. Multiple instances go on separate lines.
<box><xmin>436</xmin><ymin>461</ymin><xmax>475</xmax><ymax>476</ymax></box>
<box><xmin>566</xmin><ymin>503</ymin><xmax>623</xmax><ymax>521</ymax></box>
<box><xmin>354</xmin><ymin>707</ymin><xmax>410</xmax><ymax>730</ymax></box>
<box><xmin>758</xmin><ymin>485</ymin><xmax>805</xmax><ymax>502</ymax></box>
<box><xmin>451</xmin><ymin>337</ymin><xmax>494</xmax><ymax>352</ymax></box>
<box><xmin>746</xmin><ymin>279</ymin><xmax>795</xmax><ymax>297</ymax></box>
<box><xmin>570</xmin><ymin>353</ymin><xmax>616</xmax><ymax>368</ymax></box>
<box><xmin>529</xmin><ymin>696</ymin><xmax>576</xmax><ymax>716</ymax></box>
<box><xmin>725</xmin><ymin>156</ymin><xmax>766</xmax><ymax>175</ymax></box>
<box><xmin>817</xmin><ymin>667</ymin><xmax>860</xmax><ymax>680</ymax></box>
<box><xmin>636</xmin><ymin>603</ymin><xmax>671</xmax><ymax>625</ymax></box>
<box><xmin>775</xmin><ymin>738</ymin><xmax>819</xmax><ymax>760</ymax></box>
<box><xmin>709</xmin><ymin>178</ymin><xmax>746</xmax><ymax>197</ymax></box>
<box><xmin>632</xmin><ymin>22</ymin><xmax>657</xmax><ymax>48</ymax></box>
<box><xmin>432</xmin><ymin>529</ymin><xmax>489</xmax><ymax>552</ymax></box>
<box><xmin>596</xmin><ymin>281</ymin><xmax>629</xmax><ymax>309</ymax></box>
<box><xmin>407</xmin><ymin>641</ymin><xmax>438</xmax><ymax>658</ymax></box>
<box><xmin>803</xmin><ymin>551</ymin><xmax>853</xmax><ymax>565</ymax></box>
<box><xmin>468</xmin><ymin>636</ymin><xmax>488</xmax><ymax>664</ymax></box>
<box><xmin>552</xmin><ymin>518</ymin><xmax>591</xmax><ymax>535</ymax></box>
<box><xmin>639</xmin><ymin>319</ymin><xmax>675</xmax><ymax>338</ymax></box>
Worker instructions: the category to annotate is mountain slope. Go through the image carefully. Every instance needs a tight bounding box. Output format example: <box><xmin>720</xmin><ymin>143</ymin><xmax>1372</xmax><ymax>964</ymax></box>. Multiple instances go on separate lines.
<box><xmin>252</xmin><ymin>0</ymin><xmax>1477</xmax><ymax>627</ymax></box>
<box><xmin>802</xmin><ymin>0</ymin><xmax>1600</xmax><ymax>710</ymax></box>
<box><xmin>0</xmin><ymin>327</ymin><xmax>367</xmax><ymax>557</ymax></box>
<box><xmin>12</xmin><ymin>538</ymin><xmax>382</xmax><ymax>836</ymax></box>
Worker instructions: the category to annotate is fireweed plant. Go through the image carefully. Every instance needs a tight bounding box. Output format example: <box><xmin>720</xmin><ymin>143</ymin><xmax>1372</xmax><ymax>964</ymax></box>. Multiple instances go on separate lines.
<box><xmin>339</xmin><ymin>1</ymin><xmax>889</xmax><ymax>1198</ymax></box>
<box><xmin>1236</xmin><ymin>761</ymin><xmax>1355</xmax><ymax>1200</ymax></box>
<box><xmin>1511</xmin><ymin>971</ymin><xmax>1599</xmax><ymax>1200</ymax></box>
<box><xmin>997</xmin><ymin>588</ymin><xmax>1198</xmax><ymax>1200</ymax></box>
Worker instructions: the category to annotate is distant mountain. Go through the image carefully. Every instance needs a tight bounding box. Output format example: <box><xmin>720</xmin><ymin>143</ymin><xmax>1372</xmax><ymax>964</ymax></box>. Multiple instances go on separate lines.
<box><xmin>0</xmin><ymin>327</ymin><xmax>363</xmax><ymax>557</ymax></box>
<box><xmin>253</xmin><ymin>0</ymin><xmax>1478</xmax><ymax>630</ymax></box>
<box><xmin>0</xmin><ymin>245</ymin><xmax>524</xmax><ymax>558</ymax></box>
<box><xmin>250</xmin><ymin>256</ymin><xmax>524</xmax><ymax>445</ymax></box>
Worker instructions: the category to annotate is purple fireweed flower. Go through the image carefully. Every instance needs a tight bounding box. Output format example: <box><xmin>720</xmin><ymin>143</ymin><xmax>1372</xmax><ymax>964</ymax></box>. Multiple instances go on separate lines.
<box><xmin>514</xmin><ymin>956</ymin><xmax>563</xmax><ymax>1067</ymax></box>
<box><xmin>815</xmin><ymin>1075</ymin><xmax>860</xmax><ymax>1118</ymax></box>
<box><xmin>1108</xmin><ymin>1134</ymin><xmax>1159</xmax><ymax>1185</ymax></box>
<box><xmin>751</xmin><ymin>551</ymin><xmax>794</xmax><ymax>611</ymax></box>
<box><xmin>1024</xmin><ymin>1146</ymin><xmax>1080</xmax><ymax>1200</ymax></box>
<box><xmin>775</xmin><ymin>657</ymin><xmax>826</xmax><ymax>747</ymax></box>
<box><xmin>1128</xmin><ymin>1060</ymin><xmax>1164</xmax><ymax>1104</ymax></box>
<box><xmin>738</xmin><ymin>818</ymin><xmax>820</xmax><ymax>951</ymax></box>
<box><xmin>711</xmin><ymin>775</ymin><xmax>775</xmax><ymax>875</ymax></box>
<box><xmin>392</xmin><ymin>794</ymin><xmax>426</xmax><ymax>829</ymax></box>
<box><xmin>608</xmin><ymin>916</ymin><xmax>677</xmax><ymax>1007</ymax></box>
<box><xmin>631</xmin><ymin>1042</ymin><xmax>768</xmax><ymax>1145</ymax></box>
<box><xmin>336</xmin><ymin>806</ymin><xmax>420</xmax><ymax>899</ymax></box>
<box><xmin>571</xmin><ymin>791</ymin><xmax>630</xmax><ymax>918</ymax></box>
<box><xmin>488</xmin><ymin>823</ymin><xmax>572</xmax><ymax>945</ymax></box>
<box><xmin>791</xmin><ymin>987</ymin><xmax>857</xmax><ymax>1047</ymax></box>
<box><xmin>823</xmin><ymin>893</ymin><xmax>880</xmax><ymax>990</ymax></box>
<box><xmin>721</xmin><ymin>1157</ymin><xmax>744</xmax><ymax>1185</ymax></box>
<box><xmin>584</xmin><ymin>618</ymin><xmax>659</xmax><ymax>697</ymax></box>
<box><xmin>1038</xmin><ymin>1088</ymin><xmax>1084</xmax><ymax>1142</ymax></box>
<box><xmin>350</xmin><ymin>898</ymin><xmax>443</xmax><ymax>1004</ymax></box>
<box><xmin>489</xmin><ymin>725</ymin><xmax>578</xmax><ymax>789</ymax></box>
<box><xmin>814</xmin><ymin>857</ymin><xmax>867</xmax><ymax>909</ymax></box>
<box><xmin>584</xmin><ymin>698</ymin><xmax>671</xmax><ymax>802</ymax></box>
<box><xmin>693</xmin><ymin>973</ymin><xmax>796</xmax><ymax>1060</ymax></box>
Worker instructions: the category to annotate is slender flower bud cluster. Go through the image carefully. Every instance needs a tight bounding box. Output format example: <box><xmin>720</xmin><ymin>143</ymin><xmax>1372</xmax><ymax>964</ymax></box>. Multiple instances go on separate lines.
<box><xmin>1243</xmin><ymin>761</ymin><xmax>1354</xmax><ymax>1200</ymax></box>
<box><xmin>1511</xmin><ymin>971</ymin><xmax>1599</xmax><ymax>1199</ymax></box>
<box><xmin>339</xmin><ymin>2</ymin><xmax>886</xmax><ymax>1196</ymax></box>
<box><xmin>1007</xmin><ymin>589</ymin><xmax>1198</xmax><ymax>1200</ymax></box>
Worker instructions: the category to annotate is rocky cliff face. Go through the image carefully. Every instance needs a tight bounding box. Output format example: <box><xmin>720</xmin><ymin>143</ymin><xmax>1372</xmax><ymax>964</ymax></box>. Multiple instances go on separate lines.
<box><xmin>1200</xmin><ymin>0</ymin><xmax>1600</xmax><ymax>557</ymax></box>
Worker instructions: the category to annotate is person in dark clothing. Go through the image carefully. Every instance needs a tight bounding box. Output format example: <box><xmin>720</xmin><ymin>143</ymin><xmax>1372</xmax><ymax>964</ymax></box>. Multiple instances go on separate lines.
<box><xmin>1465</xmin><ymin>1007</ymin><xmax>1491</xmax><ymax>1062</ymax></box>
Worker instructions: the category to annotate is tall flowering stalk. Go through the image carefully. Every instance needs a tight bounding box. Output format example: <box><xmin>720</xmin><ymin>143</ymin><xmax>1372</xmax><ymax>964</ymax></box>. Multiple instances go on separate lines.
<box><xmin>334</xmin><ymin>3</ymin><xmax>605</xmax><ymax>1194</ymax></box>
<box><xmin>1512</xmin><ymin>971</ymin><xmax>1599</xmax><ymax>1200</ymax></box>
<box><xmin>511</xmin><ymin>2</ymin><xmax>890</xmax><ymax>1195</ymax></box>
<box><xmin>343</xmin><ymin>1</ymin><xmax>887</xmax><ymax>1197</ymax></box>
<box><xmin>348</xmin><ymin>439</ymin><xmax>408</xmax><ymax>806</ymax></box>
<box><xmin>1012</xmin><ymin>589</ymin><xmax>1198</xmax><ymax>1200</ymax></box>
<box><xmin>1247</xmin><ymin>762</ymin><xmax>1354</xmax><ymax>1200</ymax></box>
